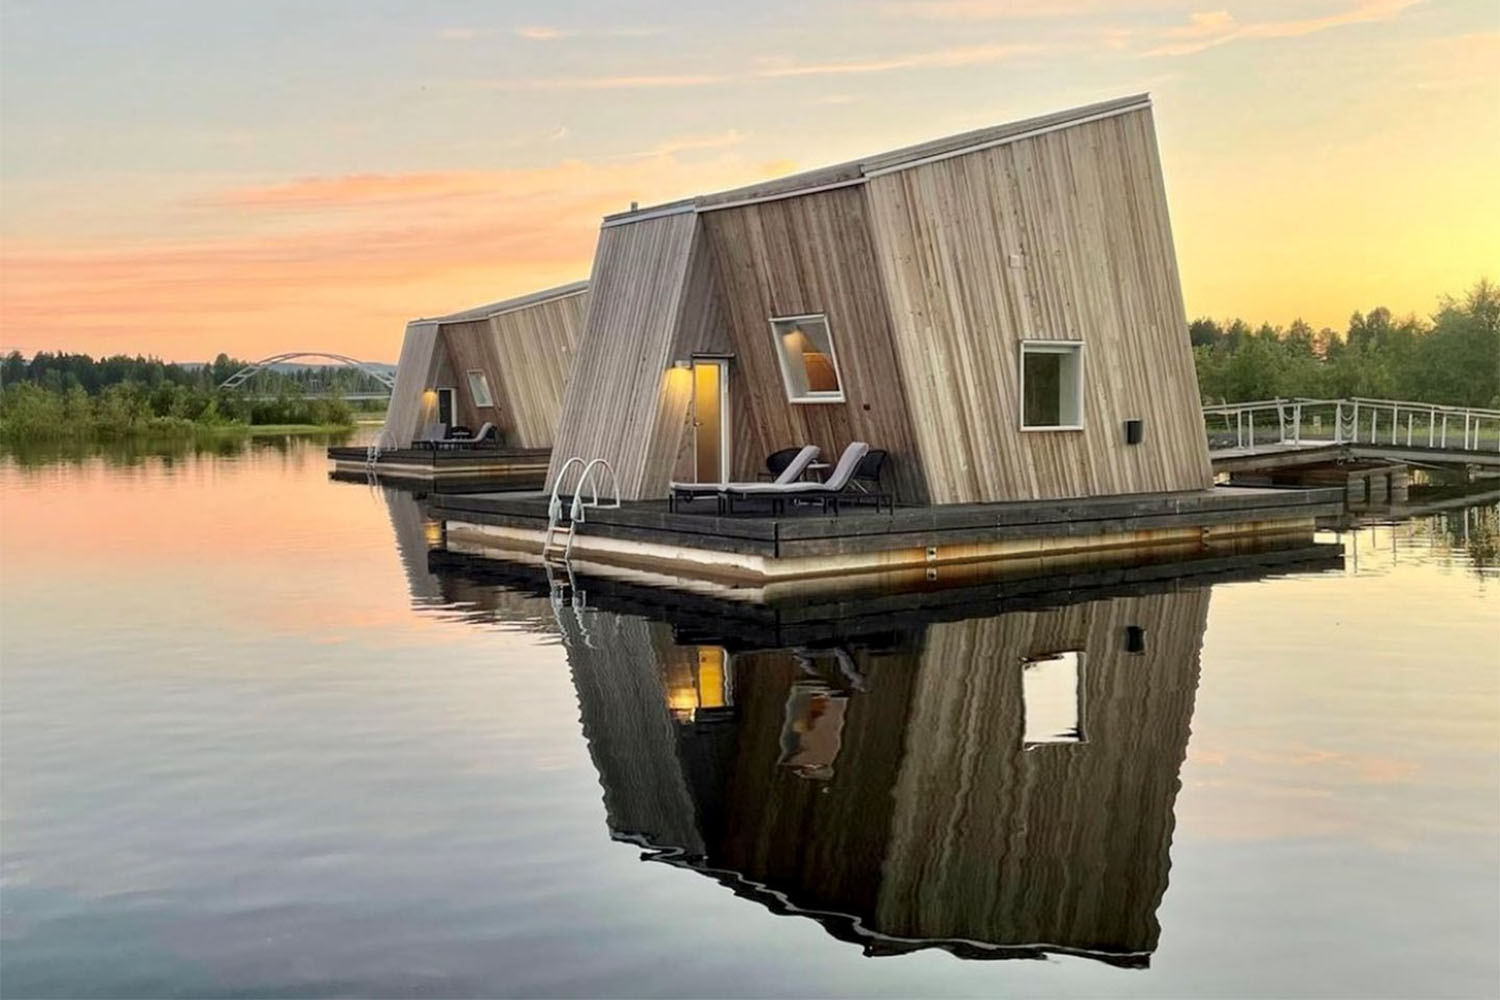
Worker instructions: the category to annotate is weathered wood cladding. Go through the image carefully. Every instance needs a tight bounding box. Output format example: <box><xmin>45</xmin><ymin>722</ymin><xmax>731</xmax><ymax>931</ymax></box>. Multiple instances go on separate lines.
<box><xmin>553</xmin><ymin>96</ymin><xmax>1210</xmax><ymax>505</ymax></box>
<box><xmin>866</xmin><ymin>107</ymin><xmax>1212</xmax><ymax>502</ymax></box>
<box><xmin>700</xmin><ymin>188</ymin><xmax>930</xmax><ymax>503</ymax></box>
<box><xmin>547</xmin><ymin>211</ymin><xmax>712</xmax><ymax>500</ymax></box>
<box><xmin>437</xmin><ymin>289</ymin><xmax>586</xmax><ymax>449</ymax></box>
<box><xmin>877</xmin><ymin>588</ymin><xmax>1207</xmax><ymax>954</ymax></box>
<box><xmin>558</xmin><ymin>587</ymin><xmax>1209</xmax><ymax>959</ymax></box>
<box><xmin>560</xmin><ymin>610</ymin><xmax>706</xmax><ymax>854</ymax></box>
<box><xmin>380</xmin><ymin>284</ymin><xmax>587</xmax><ymax>448</ymax></box>
<box><xmin>383</xmin><ymin>322</ymin><xmax>441</xmax><ymax>447</ymax></box>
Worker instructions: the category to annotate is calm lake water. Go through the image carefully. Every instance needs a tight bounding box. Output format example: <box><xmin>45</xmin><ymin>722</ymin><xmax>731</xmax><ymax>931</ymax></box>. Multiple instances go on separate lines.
<box><xmin>2</xmin><ymin>435</ymin><xmax>1498</xmax><ymax>998</ymax></box>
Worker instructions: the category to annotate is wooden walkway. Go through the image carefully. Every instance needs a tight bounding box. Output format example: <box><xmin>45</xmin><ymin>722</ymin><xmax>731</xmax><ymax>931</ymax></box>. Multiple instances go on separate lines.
<box><xmin>1205</xmin><ymin>397</ymin><xmax>1500</xmax><ymax>472</ymax></box>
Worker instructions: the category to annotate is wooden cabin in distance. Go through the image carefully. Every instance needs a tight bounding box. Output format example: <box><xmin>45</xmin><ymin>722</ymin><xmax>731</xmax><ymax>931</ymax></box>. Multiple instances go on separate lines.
<box><xmin>330</xmin><ymin>280</ymin><xmax>588</xmax><ymax>486</ymax></box>
<box><xmin>548</xmin><ymin>94</ymin><xmax>1212</xmax><ymax>504</ymax></box>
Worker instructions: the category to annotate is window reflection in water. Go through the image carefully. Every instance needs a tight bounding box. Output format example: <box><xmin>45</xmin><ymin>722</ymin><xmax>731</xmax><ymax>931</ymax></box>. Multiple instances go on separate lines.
<box><xmin>555</xmin><ymin>588</ymin><xmax>1209</xmax><ymax>967</ymax></box>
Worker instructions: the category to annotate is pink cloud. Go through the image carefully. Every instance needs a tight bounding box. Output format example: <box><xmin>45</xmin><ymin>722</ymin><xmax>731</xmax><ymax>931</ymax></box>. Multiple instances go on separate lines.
<box><xmin>0</xmin><ymin>153</ymin><xmax>780</xmax><ymax>359</ymax></box>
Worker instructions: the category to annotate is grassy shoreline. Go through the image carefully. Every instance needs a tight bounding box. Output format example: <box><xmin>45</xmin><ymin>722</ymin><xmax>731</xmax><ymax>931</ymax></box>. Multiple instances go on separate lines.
<box><xmin>0</xmin><ymin>420</ymin><xmax>359</xmax><ymax>442</ymax></box>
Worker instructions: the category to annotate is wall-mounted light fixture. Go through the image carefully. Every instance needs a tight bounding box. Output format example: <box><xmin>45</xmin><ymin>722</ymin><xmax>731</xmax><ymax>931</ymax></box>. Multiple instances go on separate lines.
<box><xmin>672</xmin><ymin>359</ymin><xmax>692</xmax><ymax>370</ymax></box>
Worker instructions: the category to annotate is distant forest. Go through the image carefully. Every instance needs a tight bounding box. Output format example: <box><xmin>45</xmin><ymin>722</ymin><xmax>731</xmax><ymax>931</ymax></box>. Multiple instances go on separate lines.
<box><xmin>1191</xmin><ymin>280</ymin><xmax>1498</xmax><ymax>407</ymax></box>
<box><xmin>0</xmin><ymin>352</ymin><xmax>376</xmax><ymax>439</ymax></box>
<box><xmin>0</xmin><ymin>352</ymin><xmax>385</xmax><ymax>396</ymax></box>
<box><xmin>1</xmin><ymin>280</ymin><xmax>1495</xmax><ymax>440</ymax></box>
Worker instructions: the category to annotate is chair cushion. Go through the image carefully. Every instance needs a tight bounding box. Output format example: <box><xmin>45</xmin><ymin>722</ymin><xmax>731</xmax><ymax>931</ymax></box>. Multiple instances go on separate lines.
<box><xmin>729</xmin><ymin>481</ymin><xmax>827</xmax><ymax>494</ymax></box>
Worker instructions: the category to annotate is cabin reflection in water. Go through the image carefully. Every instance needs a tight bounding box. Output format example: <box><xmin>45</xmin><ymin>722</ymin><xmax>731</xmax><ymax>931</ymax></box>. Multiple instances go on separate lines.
<box><xmin>558</xmin><ymin>590</ymin><xmax>1209</xmax><ymax>966</ymax></box>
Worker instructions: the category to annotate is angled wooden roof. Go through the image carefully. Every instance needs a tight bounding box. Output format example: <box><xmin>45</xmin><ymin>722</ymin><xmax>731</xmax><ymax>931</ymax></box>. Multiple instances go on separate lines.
<box><xmin>603</xmin><ymin>94</ymin><xmax>1151</xmax><ymax>226</ymax></box>
<box><xmin>414</xmin><ymin>279</ymin><xmax>589</xmax><ymax>324</ymax></box>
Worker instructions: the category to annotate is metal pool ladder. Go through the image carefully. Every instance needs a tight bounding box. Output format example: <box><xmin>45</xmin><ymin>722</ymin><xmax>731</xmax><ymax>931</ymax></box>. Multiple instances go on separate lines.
<box><xmin>543</xmin><ymin>456</ymin><xmax>621</xmax><ymax>564</ymax></box>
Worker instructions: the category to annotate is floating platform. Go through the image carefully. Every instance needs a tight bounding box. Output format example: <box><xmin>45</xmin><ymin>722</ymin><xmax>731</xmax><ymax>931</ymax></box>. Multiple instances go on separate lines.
<box><xmin>1211</xmin><ymin>440</ymin><xmax>1500</xmax><ymax>474</ymax></box>
<box><xmin>429</xmin><ymin>534</ymin><xmax>1343</xmax><ymax>646</ymax></box>
<box><xmin>1228</xmin><ymin>459</ymin><xmax>1410</xmax><ymax>505</ymax></box>
<box><xmin>326</xmin><ymin>445</ymin><xmax>550</xmax><ymax>487</ymax></box>
<box><xmin>430</xmin><ymin>485</ymin><xmax>1344</xmax><ymax>590</ymax></box>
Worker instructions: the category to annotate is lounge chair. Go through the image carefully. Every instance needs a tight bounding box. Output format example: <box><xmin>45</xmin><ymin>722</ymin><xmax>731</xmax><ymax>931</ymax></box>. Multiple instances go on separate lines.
<box><xmin>440</xmin><ymin>422</ymin><xmax>497</xmax><ymax>450</ymax></box>
<box><xmin>852</xmin><ymin>449</ymin><xmax>887</xmax><ymax>493</ymax></box>
<box><xmin>839</xmin><ymin>448</ymin><xmax>892</xmax><ymax>509</ymax></box>
<box><xmin>727</xmin><ymin>442</ymin><xmax>887</xmax><ymax>516</ymax></box>
<box><xmin>759</xmin><ymin>447</ymin><xmax>805</xmax><ymax>481</ymax></box>
<box><xmin>668</xmin><ymin>444</ymin><xmax>820</xmax><ymax>513</ymax></box>
<box><xmin>414</xmin><ymin>422</ymin><xmax>447</xmax><ymax>450</ymax></box>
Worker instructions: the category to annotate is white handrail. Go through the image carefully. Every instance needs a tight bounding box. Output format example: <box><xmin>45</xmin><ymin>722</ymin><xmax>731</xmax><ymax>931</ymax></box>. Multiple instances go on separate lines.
<box><xmin>565</xmin><ymin>459</ymin><xmax>621</xmax><ymax>560</ymax></box>
<box><xmin>544</xmin><ymin>456</ymin><xmax>589</xmax><ymax>554</ymax></box>
<box><xmin>542</xmin><ymin>456</ymin><xmax>623</xmax><ymax>562</ymax></box>
<box><xmin>1206</xmin><ymin>397</ymin><xmax>1500</xmax><ymax>454</ymax></box>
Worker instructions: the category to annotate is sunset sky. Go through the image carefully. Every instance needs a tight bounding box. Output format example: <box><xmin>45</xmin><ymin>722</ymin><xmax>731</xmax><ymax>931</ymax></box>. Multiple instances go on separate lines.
<box><xmin>1</xmin><ymin>0</ymin><xmax>1495</xmax><ymax>363</ymax></box>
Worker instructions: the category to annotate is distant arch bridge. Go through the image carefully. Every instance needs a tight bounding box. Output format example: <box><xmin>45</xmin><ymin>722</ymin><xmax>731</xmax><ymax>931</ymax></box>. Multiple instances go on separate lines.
<box><xmin>218</xmin><ymin>352</ymin><xmax>395</xmax><ymax>399</ymax></box>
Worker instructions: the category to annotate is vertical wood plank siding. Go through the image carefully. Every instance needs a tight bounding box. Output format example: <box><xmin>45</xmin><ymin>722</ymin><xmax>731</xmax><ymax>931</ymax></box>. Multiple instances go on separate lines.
<box><xmin>437</xmin><ymin>290</ymin><xmax>586</xmax><ymax>448</ymax></box>
<box><xmin>553</xmin><ymin>587</ymin><xmax>1208</xmax><ymax>957</ymax></box>
<box><xmin>866</xmin><ymin>108</ymin><xmax>1213</xmax><ymax>502</ymax></box>
<box><xmin>700</xmin><ymin>188</ymin><xmax>930</xmax><ymax>503</ymax></box>
<box><xmin>549</xmin><ymin>98</ymin><xmax>1211</xmax><ymax>505</ymax></box>
<box><xmin>876</xmin><ymin>588</ymin><xmax>1208</xmax><ymax>954</ymax></box>
<box><xmin>560</xmin><ymin>612</ymin><xmax>706</xmax><ymax>854</ymax></box>
<box><xmin>491</xmin><ymin>291</ymin><xmax>588</xmax><ymax>448</ymax></box>
<box><xmin>547</xmin><ymin>212</ymin><xmax>706</xmax><ymax>500</ymax></box>
<box><xmin>381</xmin><ymin>322</ymin><xmax>440</xmax><ymax>446</ymax></box>
<box><xmin>382</xmin><ymin>289</ymin><xmax>586</xmax><ymax>449</ymax></box>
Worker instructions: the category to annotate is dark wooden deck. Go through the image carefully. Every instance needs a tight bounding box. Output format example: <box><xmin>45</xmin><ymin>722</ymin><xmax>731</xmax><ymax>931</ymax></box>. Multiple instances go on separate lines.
<box><xmin>327</xmin><ymin>445</ymin><xmax>550</xmax><ymax>486</ymax></box>
<box><xmin>431</xmin><ymin>485</ymin><xmax>1345</xmax><ymax>560</ymax></box>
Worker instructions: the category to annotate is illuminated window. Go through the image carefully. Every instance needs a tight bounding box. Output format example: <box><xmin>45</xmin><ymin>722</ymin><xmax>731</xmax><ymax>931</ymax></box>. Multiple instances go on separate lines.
<box><xmin>771</xmin><ymin>315</ymin><xmax>844</xmax><ymax>403</ymax></box>
<box><xmin>665</xmin><ymin>646</ymin><xmax>732</xmax><ymax>722</ymax></box>
<box><xmin>1022</xmin><ymin>650</ymin><xmax>1085</xmax><ymax>747</ymax></box>
<box><xmin>466</xmin><ymin>369</ymin><xmax>494</xmax><ymax>408</ymax></box>
<box><xmin>1020</xmin><ymin>341</ymin><xmax>1083</xmax><ymax>430</ymax></box>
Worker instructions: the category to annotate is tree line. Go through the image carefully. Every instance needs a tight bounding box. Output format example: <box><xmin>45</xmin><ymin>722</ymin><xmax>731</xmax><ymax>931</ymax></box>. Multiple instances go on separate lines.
<box><xmin>2</xmin><ymin>280</ymin><xmax>1494</xmax><ymax>440</ymax></box>
<box><xmin>0</xmin><ymin>352</ymin><xmax>366</xmax><ymax>440</ymax></box>
<box><xmin>2</xmin><ymin>351</ymin><xmax>387</xmax><ymax>396</ymax></box>
<box><xmin>1191</xmin><ymin>280</ymin><xmax>1498</xmax><ymax>407</ymax></box>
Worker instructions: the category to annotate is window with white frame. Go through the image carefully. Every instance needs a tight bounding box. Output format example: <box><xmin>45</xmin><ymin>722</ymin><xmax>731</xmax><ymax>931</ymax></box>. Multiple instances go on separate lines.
<box><xmin>466</xmin><ymin>369</ymin><xmax>494</xmax><ymax>408</ymax></box>
<box><xmin>771</xmin><ymin>315</ymin><xmax>845</xmax><ymax>403</ymax></box>
<box><xmin>1020</xmin><ymin>341</ymin><xmax>1084</xmax><ymax>430</ymax></box>
<box><xmin>1022</xmin><ymin>650</ymin><xmax>1085</xmax><ymax>747</ymax></box>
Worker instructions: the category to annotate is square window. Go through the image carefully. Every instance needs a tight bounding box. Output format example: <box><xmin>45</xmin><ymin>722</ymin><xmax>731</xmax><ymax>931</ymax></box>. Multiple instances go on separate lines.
<box><xmin>1020</xmin><ymin>342</ymin><xmax>1084</xmax><ymax>430</ymax></box>
<box><xmin>1022</xmin><ymin>650</ymin><xmax>1085</xmax><ymax>747</ymax></box>
<box><xmin>466</xmin><ymin>369</ymin><xmax>494</xmax><ymax>408</ymax></box>
<box><xmin>771</xmin><ymin>315</ymin><xmax>845</xmax><ymax>403</ymax></box>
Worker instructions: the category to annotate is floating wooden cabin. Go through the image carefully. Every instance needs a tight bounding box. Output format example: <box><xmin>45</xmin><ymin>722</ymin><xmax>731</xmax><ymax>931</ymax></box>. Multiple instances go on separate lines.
<box><xmin>329</xmin><ymin>280</ymin><xmax>588</xmax><ymax>486</ymax></box>
<box><xmin>436</xmin><ymin>96</ymin><xmax>1341</xmax><ymax>583</ymax></box>
<box><xmin>549</xmin><ymin>94</ymin><xmax>1209</xmax><ymax>503</ymax></box>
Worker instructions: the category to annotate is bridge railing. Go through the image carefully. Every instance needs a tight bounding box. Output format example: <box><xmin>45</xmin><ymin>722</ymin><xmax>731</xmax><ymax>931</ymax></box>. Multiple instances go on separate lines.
<box><xmin>218</xmin><ymin>352</ymin><xmax>395</xmax><ymax>394</ymax></box>
<box><xmin>1203</xmin><ymin>397</ymin><xmax>1500</xmax><ymax>455</ymax></box>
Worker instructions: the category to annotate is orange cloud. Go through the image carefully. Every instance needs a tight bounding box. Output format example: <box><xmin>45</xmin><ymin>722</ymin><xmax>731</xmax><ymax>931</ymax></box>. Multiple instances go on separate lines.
<box><xmin>0</xmin><ymin>152</ymin><xmax>786</xmax><ymax>360</ymax></box>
